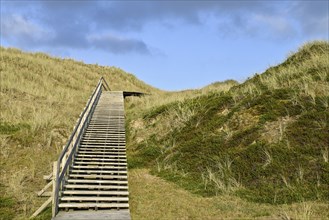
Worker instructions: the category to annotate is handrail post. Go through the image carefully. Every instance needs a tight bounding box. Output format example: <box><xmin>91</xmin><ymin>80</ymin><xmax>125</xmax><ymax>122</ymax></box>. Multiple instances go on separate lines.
<box><xmin>52</xmin><ymin>161</ymin><xmax>58</xmax><ymax>217</ymax></box>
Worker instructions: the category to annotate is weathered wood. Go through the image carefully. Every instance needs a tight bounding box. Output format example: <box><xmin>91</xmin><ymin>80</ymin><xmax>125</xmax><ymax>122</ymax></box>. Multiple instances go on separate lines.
<box><xmin>62</xmin><ymin>190</ymin><xmax>129</xmax><ymax>196</ymax></box>
<box><xmin>58</xmin><ymin>203</ymin><xmax>129</xmax><ymax>208</ymax></box>
<box><xmin>51</xmin><ymin>90</ymin><xmax>130</xmax><ymax>219</ymax></box>
<box><xmin>30</xmin><ymin>196</ymin><xmax>52</xmax><ymax>219</ymax></box>
<box><xmin>38</xmin><ymin>192</ymin><xmax>52</xmax><ymax>197</ymax></box>
<box><xmin>43</xmin><ymin>173</ymin><xmax>53</xmax><ymax>180</ymax></box>
<box><xmin>61</xmin><ymin>196</ymin><xmax>128</xmax><ymax>202</ymax></box>
<box><xmin>68</xmin><ymin>174</ymin><xmax>127</xmax><ymax>179</ymax></box>
<box><xmin>52</xmin><ymin>161</ymin><xmax>58</xmax><ymax>218</ymax></box>
<box><xmin>37</xmin><ymin>180</ymin><xmax>53</xmax><ymax>196</ymax></box>
<box><xmin>64</xmin><ymin>184</ymin><xmax>128</xmax><ymax>190</ymax></box>
<box><xmin>71</xmin><ymin>165</ymin><xmax>127</xmax><ymax>169</ymax></box>
<box><xmin>73</xmin><ymin>161</ymin><xmax>127</xmax><ymax>166</ymax></box>
<box><xmin>70</xmin><ymin>170</ymin><xmax>127</xmax><ymax>174</ymax></box>
<box><xmin>66</xmin><ymin>179</ymin><xmax>128</xmax><ymax>184</ymax></box>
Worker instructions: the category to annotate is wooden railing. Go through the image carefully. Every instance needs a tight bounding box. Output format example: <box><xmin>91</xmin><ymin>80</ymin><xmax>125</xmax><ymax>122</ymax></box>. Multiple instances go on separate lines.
<box><xmin>52</xmin><ymin>77</ymin><xmax>110</xmax><ymax>217</ymax></box>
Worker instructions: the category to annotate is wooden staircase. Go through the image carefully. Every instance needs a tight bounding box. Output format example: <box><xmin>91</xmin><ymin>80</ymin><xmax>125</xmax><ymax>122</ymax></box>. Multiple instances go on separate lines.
<box><xmin>58</xmin><ymin>91</ymin><xmax>129</xmax><ymax>210</ymax></box>
<box><xmin>52</xmin><ymin>82</ymin><xmax>131</xmax><ymax>219</ymax></box>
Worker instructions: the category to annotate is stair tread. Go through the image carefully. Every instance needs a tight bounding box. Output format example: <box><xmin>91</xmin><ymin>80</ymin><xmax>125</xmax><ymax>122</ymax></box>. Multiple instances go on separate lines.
<box><xmin>58</xmin><ymin>203</ymin><xmax>129</xmax><ymax>208</ymax></box>
<box><xmin>76</xmin><ymin>154</ymin><xmax>126</xmax><ymax>158</ymax></box>
<box><xmin>77</xmin><ymin>151</ymin><xmax>126</xmax><ymax>154</ymax></box>
<box><xmin>61</xmin><ymin>196</ymin><xmax>128</xmax><ymax>201</ymax></box>
<box><xmin>67</xmin><ymin>179</ymin><xmax>128</xmax><ymax>184</ymax></box>
<box><xmin>69</xmin><ymin>174</ymin><xmax>127</xmax><ymax>179</ymax></box>
<box><xmin>74</xmin><ymin>161</ymin><xmax>127</xmax><ymax>165</ymax></box>
<box><xmin>65</xmin><ymin>184</ymin><xmax>128</xmax><ymax>190</ymax></box>
<box><xmin>72</xmin><ymin>165</ymin><xmax>127</xmax><ymax>169</ymax></box>
<box><xmin>71</xmin><ymin>170</ymin><xmax>127</xmax><ymax>174</ymax></box>
<box><xmin>75</xmin><ymin>156</ymin><xmax>126</xmax><ymax>159</ymax></box>
<box><xmin>79</xmin><ymin>144</ymin><xmax>126</xmax><ymax>147</ymax></box>
<box><xmin>63</xmin><ymin>190</ymin><xmax>128</xmax><ymax>195</ymax></box>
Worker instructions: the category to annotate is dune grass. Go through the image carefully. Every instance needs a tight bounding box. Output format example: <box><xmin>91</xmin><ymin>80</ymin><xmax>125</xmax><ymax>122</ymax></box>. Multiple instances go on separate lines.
<box><xmin>126</xmin><ymin>41</ymin><xmax>329</xmax><ymax>206</ymax></box>
<box><xmin>0</xmin><ymin>47</ymin><xmax>157</xmax><ymax>219</ymax></box>
<box><xmin>1</xmin><ymin>41</ymin><xmax>328</xmax><ymax>219</ymax></box>
<box><xmin>128</xmin><ymin>169</ymin><xmax>329</xmax><ymax>219</ymax></box>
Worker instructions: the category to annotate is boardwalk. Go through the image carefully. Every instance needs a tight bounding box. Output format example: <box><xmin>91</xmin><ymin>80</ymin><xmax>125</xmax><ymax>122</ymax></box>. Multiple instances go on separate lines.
<box><xmin>52</xmin><ymin>91</ymin><xmax>130</xmax><ymax>220</ymax></box>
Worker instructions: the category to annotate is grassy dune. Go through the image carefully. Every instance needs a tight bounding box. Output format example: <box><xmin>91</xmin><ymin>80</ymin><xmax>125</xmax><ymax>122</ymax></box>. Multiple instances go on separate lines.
<box><xmin>0</xmin><ymin>41</ymin><xmax>328</xmax><ymax>219</ymax></box>
<box><xmin>0</xmin><ymin>47</ymin><xmax>157</xmax><ymax>219</ymax></box>
<box><xmin>126</xmin><ymin>41</ymin><xmax>329</xmax><ymax>218</ymax></box>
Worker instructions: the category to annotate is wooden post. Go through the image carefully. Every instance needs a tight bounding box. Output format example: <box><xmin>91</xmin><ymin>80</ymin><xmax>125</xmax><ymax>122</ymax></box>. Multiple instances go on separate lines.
<box><xmin>52</xmin><ymin>161</ymin><xmax>58</xmax><ymax>218</ymax></box>
<box><xmin>30</xmin><ymin>196</ymin><xmax>52</xmax><ymax>219</ymax></box>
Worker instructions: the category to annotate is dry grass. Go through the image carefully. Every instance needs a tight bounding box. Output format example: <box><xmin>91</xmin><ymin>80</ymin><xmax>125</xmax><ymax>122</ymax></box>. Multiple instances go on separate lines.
<box><xmin>0</xmin><ymin>47</ymin><xmax>157</xmax><ymax>219</ymax></box>
<box><xmin>128</xmin><ymin>169</ymin><xmax>329</xmax><ymax>219</ymax></box>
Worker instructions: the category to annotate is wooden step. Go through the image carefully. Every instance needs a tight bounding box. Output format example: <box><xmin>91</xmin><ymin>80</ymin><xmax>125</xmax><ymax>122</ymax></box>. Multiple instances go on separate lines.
<box><xmin>62</xmin><ymin>190</ymin><xmax>129</xmax><ymax>196</ymax></box>
<box><xmin>69</xmin><ymin>174</ymin><xmax>127</xmax><ymax>179</ymax></box>
<box><xmin>71</xmin><ymin>165</ymin><xmax>127</xmax><ymax>170</ymax></box>
<box><xmin>81</xmin><ymin>139</ymin><xmax>126</xmax><ymax>142</ymax></box>
<box><xmin>74</xmin><ymin>157</ymin><xmax>126</xmax><ymax>162</ymax></box>
<box><xmin>78</xmin><ymin>150</ymin><xmax>126</xmax><ymax>154</ymax></box>
<box><xmin>74</xmin><ymin>159</ymin><xmax>127</xmax><ymax>163</ymax></box>
<box><xmin>84</xmin><ymin>132</ymin><xmax>125</xmax><ymax>134</ymax></box>
<box><xmin>74</xmin><ymin>161</ymin><xmax>127</xmax><ymax>166</ymax></box>
<box><xmin>80</xmin><ymin>142</ymin><xmax>126</xmax><ymax>145</ymax></box>
<box><xmin>79</xmin><ymin>145</ymin><xmax>126</xmax><ymax>149</ymax></box>
<box><xmin>79</xmin><ymin>144</ymin><xmax>126</xmax><ymax>147</ymax></box>
<box><xmin>81</xmin><ymin>140</ymin><xmax>126</xmax><ymax>143</ymax></box>
<box><xmin>86</xmin><ymin>128</ymin><xmax>125</xmax><ymax>131</ymax></box>
<box><xmin>87</xmin><ymin>124</ymin><xmax>125</xmax><ymax>127</ymax></box>
<box><xmin>66</xmin><ymin>179</ymin><xmax>128</xmax><ymax>184</ymax></box>
<box><xmin>83</xmin><ymin>135</ymin><xmax>126</xmax><ymax>137</ymax></box>
<box><xmin>71</xmin><ymin>170</ymin><xmax>127</xmax><ymax>174</ymax></box>
<box><xmin>58</xmin><ymin>203</ymin><xmax>129</xmax><ymax>209</ymax></box>
<box><xmin>78</xmin><ymin>148</ymin><xmax>126</xmax><ymax>152</ymax></box>
<box><xmin>61</xmin><ymin>196</ymin><xmax>128</xmax><ymax>202</ymax></box>
<box><xmin>65</xmin><ymin>184</ymin><xmax>128</xmax><ymax>190</ymax></box>
<box><xmin>76</xmin><ymin>154</ymin><xmax>126</xmax><ymax>158</ymax></box>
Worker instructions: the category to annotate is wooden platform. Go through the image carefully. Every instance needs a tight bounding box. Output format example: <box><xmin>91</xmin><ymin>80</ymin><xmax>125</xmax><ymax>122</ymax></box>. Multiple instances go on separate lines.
<box><xmin>53</xmin><ymin>210</ymin><xmax>131</xmax><ymax>220</ymax></box>
<box><xmin>53</xmin><ymin>91</ymin><xmax>130</xmax><ymax>220</ymax></box>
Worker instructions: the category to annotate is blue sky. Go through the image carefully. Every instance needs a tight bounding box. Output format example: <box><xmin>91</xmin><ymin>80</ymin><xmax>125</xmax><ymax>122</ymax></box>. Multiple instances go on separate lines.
<box><xmin>1</xmin><ymin>1</ymin><xmax>328</xmax><ymax>91</ymax></box>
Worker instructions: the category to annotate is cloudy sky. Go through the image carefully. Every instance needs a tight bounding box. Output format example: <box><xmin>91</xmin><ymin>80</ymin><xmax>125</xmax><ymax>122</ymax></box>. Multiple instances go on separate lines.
<box><xmin>1</xmin><ymin>1</ymin><xmax>328</xmax><ymax>90</ymax></box>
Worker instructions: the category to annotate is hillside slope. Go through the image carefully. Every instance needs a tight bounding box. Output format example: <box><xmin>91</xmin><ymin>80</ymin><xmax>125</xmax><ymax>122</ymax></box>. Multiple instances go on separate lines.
<box><xmin>126</xmin><ymin>41</ymin><xmax>329</xmax><ymax>206</ymax></box>
<box><xmin>0</xmin><ymin>47</ymin><xmax>159</xmax><ymax>219</ymax></box>
<box><xmin>0</xmin><ymin>41</ymin><xmax>328</xmax><ymax>219</ymax></box>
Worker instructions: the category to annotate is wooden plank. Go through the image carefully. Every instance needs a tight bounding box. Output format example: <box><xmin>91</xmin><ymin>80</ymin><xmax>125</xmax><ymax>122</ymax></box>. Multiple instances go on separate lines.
<box><xmin>30</xmin><ymin>196</ymin><xmax>52</xmax><ymax>219</ymax></box>
<box><xmin>58</xmin><ymin>203</ymin><xmax>129</xmax><ymax>208</ymax></box>
<box><xmin>61</xmin><ymin>196</ymin><xmax>128</xmax><ymax>201</ymax></box>
<box><xmin>77</xmin><ymin>151</ymin><xmax>126</xmax><ymax>155</ymax></box>
<box><xmin>74</xmin><ymin>161</ymin><xmax>127</xmax><ymax>166</ymax></box>
<box><xmin>71</xmin><ymin>165</ymin><xmax>127</xmax><ymax>169</ymax></box>
<box><xmin>75</xmin><ymin>154</ymin><xmax>126</xmax><ymax>158</ymax></box>
<box><xmin>66</xmin><ymin>179</ymin><xmax>128</xmax><ymax>184</ymax></box>
<box><xmin>64</xmin><ymin>184</ymin><xmax>128</xmax><ymax>190</ymax></box>
<box><xmin>62</xmin><ymin>190</ymin><xmax>129</xmax><ymax>195</ymax></box>
<box><xmin>68</xmin><ymin>174</ymin><xmax>127</xmax><ymax>179</ymax></box>
<box><xmin>52</xmin><ymin>161</ymin><xmax>58</xmax><ymax>218</ymax></box>
<box><xmin>37</xmin><ymin>180</ymin><xmax>52</xmax><ymax>196</ymax></box>
<box><xmin>70</xmin><ymin>170</ymin><xmax>127</xmax><ymax>174</ymax></box>
<box><xmin>43</xmin><ymin>173</ymin><xmax>52</xmax><ymax>180</ymax></box>
<box><xmin>74</xmin><ymin>159</ymin><xmax>127</xmax><ymax>163</ymax></box>
<box><xmin>53</xmin><ymin>210</ymin><xmax>131</xmax><ymax>220</ymax></box>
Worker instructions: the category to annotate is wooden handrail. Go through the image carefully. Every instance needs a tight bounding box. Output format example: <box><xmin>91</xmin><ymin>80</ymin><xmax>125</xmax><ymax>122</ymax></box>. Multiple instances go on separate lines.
<box><xmin>52</xmin><ymin>77</ymin><xmax>110</xmax><ymax>217</ymax></box>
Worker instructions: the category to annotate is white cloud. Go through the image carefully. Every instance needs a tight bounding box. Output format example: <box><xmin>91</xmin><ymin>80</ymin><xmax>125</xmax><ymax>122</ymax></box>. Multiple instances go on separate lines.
<box><xmin>1</xmin><ymin>14</ymin><xmax>53</xmax><ymax>46</ymax></box>
<box><xmin>87</xmin><ymin>34</ymin><xmax>150</xmax><ymax>55</ymax></box>
<box><xmin>251</xmin><ymin>14</ymin><xmax>297</xmax><ymax>39</ymax></box>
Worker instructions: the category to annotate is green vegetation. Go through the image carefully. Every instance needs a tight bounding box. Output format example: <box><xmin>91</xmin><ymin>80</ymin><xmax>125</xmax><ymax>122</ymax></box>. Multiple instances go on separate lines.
<box><xmin>1</xmin><ymin>41</ymin><xmax>328</xmax><ymax>219</ymax></box>
<box><xmin>126</xmin><ymin>41</ymin><xmax>329</xmax><ymax>210</ymax></box>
